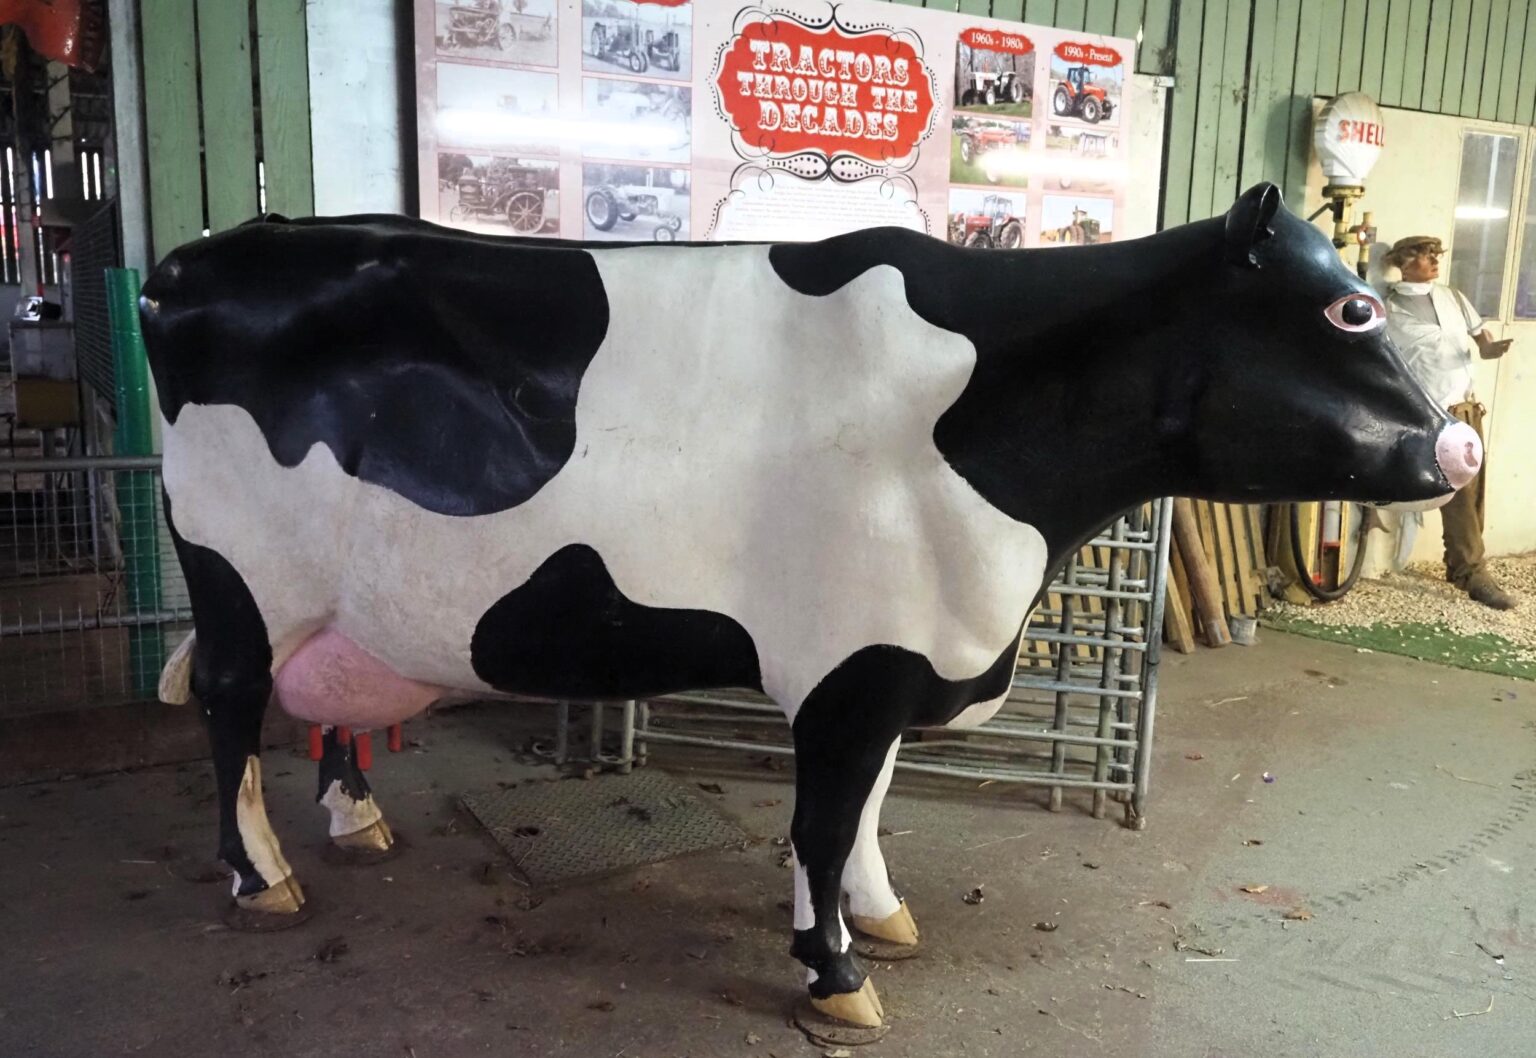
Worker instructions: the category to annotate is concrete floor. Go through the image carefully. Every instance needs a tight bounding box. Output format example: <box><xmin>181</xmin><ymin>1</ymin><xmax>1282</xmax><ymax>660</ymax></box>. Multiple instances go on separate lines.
<box><xmin>1</xmin><ymin>630</ymin><xmax>1532</xmax><ymax>1058</ymax></box>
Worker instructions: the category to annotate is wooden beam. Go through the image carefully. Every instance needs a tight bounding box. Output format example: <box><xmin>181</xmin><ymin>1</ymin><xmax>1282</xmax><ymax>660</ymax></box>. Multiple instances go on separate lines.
<box><xmin>1174</xmin><ymin>499</ymin><xmax>1231</xmax><ymax>647</ymax></box>
<box><xmin>196</xmin><ymin>0</ymin><xmax>260</xmax><ymax>233</ymax></box>
<box><xmin>256</xmin><ymin>0</ymin><xmax>316</xmax><ymax>218</ymax></box>
<box><xmin>139</xmin><ymin>0</ymin><xmax>202</xmax><ymax>261</ymax></box>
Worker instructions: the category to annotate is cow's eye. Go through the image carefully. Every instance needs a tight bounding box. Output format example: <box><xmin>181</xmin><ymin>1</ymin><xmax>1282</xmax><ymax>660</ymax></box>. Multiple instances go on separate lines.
<box><xmin>1324</xmin><ymin>293</ymin><xmax>1385</xmax><ymax>333</ymax></box>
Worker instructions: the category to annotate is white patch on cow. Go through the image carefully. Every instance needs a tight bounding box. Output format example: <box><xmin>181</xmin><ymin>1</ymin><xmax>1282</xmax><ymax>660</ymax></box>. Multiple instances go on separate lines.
<box><xmin>161</xmin><ymin>245</ymin><xmax>1048</xmax><ymax>719</ymax></box>
<box><xmin>234</xmin><ymin>756</ymin><xmax>293</xmax><ymax>895</ymax></box>
<box><xmin>320</xmin><ymin>779</ymin><xmax>384</xmax><ymax>838</ymax></box>
<box><xmin>793</xmin><ymin>859</ymin><xmax>815</xmax><ymax>931</ymax></box>
<box><xmin>841</xmin><ymin>738</ymin><xmax>902</xmax><ymax>920</ymax></box>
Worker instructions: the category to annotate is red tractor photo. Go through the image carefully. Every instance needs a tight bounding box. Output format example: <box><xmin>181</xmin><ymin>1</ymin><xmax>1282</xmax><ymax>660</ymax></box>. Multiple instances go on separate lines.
<box><xmin>1052</xmin><ymin>64</ymin><xmax>1114</xmax><ymax>123</ymax></box>
<box><xmin>949</xmin><ymin>193</ymin><xmax>1025</xmax><ymax>250</ymax></box>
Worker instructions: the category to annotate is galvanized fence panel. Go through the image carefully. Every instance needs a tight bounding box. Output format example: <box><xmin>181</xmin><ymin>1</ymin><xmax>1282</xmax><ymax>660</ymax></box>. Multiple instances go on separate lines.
<box><xmin>0</xmin><ymin>455</ymin><xmax>189</xmax><ymax>715</ymax></box>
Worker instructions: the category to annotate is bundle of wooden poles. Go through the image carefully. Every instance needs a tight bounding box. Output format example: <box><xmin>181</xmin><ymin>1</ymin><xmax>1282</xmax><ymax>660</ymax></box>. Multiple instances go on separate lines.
<box><xmin>1165</xmin><ymin>499</ymin><xmax>1270</xmax><ymax>651</ymax></box>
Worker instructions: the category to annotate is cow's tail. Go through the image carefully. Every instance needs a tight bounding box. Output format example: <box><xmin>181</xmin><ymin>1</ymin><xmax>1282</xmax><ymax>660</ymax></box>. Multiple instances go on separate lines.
<box><xmin>159</xmin><ymin>631</ymin><xmax>196</xmax><ymax>705</ymax></box>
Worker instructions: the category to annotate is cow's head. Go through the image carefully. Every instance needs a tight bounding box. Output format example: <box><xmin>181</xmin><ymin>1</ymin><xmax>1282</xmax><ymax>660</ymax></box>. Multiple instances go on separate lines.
<box><xmin>1166</xmin><ymin>183</ymin><xmax>1477</xmax><ymax>508</ymax></box>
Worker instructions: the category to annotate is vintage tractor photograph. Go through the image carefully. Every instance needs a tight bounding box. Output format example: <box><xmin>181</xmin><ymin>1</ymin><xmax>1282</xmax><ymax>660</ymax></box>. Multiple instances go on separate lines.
<box><xmin>953</xmin><ymin>39</ymin><xmax>1034</xmax><ymax>117</ymax></box>
<box><xmin>947</xmin><ymin>191</ymin><xmax>1025</xmax><ymax>249</ymax></box>
<box><xmin>582</xmin><ymin>164</ymin><xmax>690</xmax><ymax>241</ymax></box>
<box><xmin>582</xmin><ymin>0</ymin><xmax>691</xmax><ymax>80</ymax></box>
<box><xmin>1051</xmin><ymin>64</ymin><xmax>1117</xmax><ymax>124</ymax></box>
<box><xmin>439</xmin><ymin>154</ymin><xmax>559</xmax><ymax>235</ymax></box>
<box><xmin>950</xmin><ymin>115</ymin><xmax>1029</xmax><ymax>187</ymax></box>
<box><xmin>435</xmin><ymin>0</ymin><xmax>556</xmax><ymax>67</ymax></box>
<box><xmin>1039</xmin><ymin>196</ymin><xmax>1111</xmax><ymax>245</ymax></box>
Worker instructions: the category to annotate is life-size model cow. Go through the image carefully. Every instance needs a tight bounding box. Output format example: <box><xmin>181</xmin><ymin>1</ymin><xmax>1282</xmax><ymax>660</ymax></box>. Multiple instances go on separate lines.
<box><xmin>144</xmin><ymin>184</ymin><xmax>1479</xmax><ymax>1031</ymax></box>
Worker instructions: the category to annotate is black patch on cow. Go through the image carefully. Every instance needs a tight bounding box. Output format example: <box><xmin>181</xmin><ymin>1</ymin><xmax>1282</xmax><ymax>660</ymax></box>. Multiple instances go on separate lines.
<box><xmin>785</xmin><ymin>627</ymin><xmax>1023</xmax><ymax>996</ymax></box>
<box><xmin>164</xmin><ymin>492</ymin><xmax>277</xmax><ymax>898</ymax></box>
<box><xmin>317</xmin><ymin>728</ymin><xmax>372</xmax><ymax>806</ymax></box>
<box><xmin>470</xmin><ymin>544</ymin><xmax>763</xmax><ymax>699</ymax></box>
<box><xmin>141</xmin><ymin>218</ymin><xmax>612</xmax><ymax>516</ymax></box>
<box><xmin>770</xmin><ymin>188</ymin><xmax>1455</xmax><ymax>572</ymax></box>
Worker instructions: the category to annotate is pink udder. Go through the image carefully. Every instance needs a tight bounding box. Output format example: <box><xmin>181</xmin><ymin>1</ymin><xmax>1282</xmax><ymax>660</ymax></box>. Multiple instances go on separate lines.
<box><xmin>275</xmin><ymin>628</ymin><xmax>443</xmax><ymax>727</ymax></box>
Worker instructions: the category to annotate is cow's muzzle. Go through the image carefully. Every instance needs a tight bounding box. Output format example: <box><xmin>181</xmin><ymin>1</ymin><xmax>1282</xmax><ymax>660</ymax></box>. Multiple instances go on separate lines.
<box><xmin>1436</xmin><ymin>420</ymin><xmax>1482</xmax><ymax>491</ymax></box>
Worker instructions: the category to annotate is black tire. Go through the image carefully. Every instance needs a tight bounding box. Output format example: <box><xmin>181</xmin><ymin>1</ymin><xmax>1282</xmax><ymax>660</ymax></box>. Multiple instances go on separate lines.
<box><xmin>590</xmin><ymin>27</ymin><xmax>603</xmax><ymax>54</ymax></box>
<box><xmin>448</xmin><ymin>204</ymin><xmax>470</xmax><ymax>222</ymax></box>
<box><xmin>1053</xmin><ymin>87</ymin><xmax>1070</xmax><ymax>115</ymax></box>
<box><xmin>961</xmin><ymin>89</ymin><xmax>978</xmax><ymax>106</ymax></box>
<box><xmin>963</xmin><ymin>230</ymin><xmax>992</xmax><ymax>249</ymax></box>
<box><xmin>983</xmin><ymin>85</ymin><xmax>997</xmax><ymax>106</ymax></box>
<box><xmin>497</xmin><ymin>22</ymin><xmax>516</xmax><ymax>49</ymax></box>
<box><xmin>664</xmin><ymin>213</ymin><xmax>683</xmax><ymax>232</ymax></box>
<box><xmin>628</xmin><ymin>50</ymin><xmax>647</xmax><ymax>74</ymax></box>
<box><xmin>999</xmin><ymin>220</ymin><xmax>1023</xmax><ymax>249</ymax></box>
<box><xmin>653</xmin><ymin>226</ymin><xmax>675</xmax><ymax>242</ymax></box>
<box><xmin>505</xmin><ymin>190</ymin><xmax>544</xmax><ymax>233</ymax></box>
<box><xmin>1007</xmin><ymin>79</ymin><xmax>1024</xmax><ymax>104</ymax></box>
<box><xmin>1081</xmin><ymin>96</ymin><xmax>1102</xmax><ymax>123</ymax></box>
<box><xmin>1289</xmin><ymin>502</ymin><xmax>1371</xmax><ymax>602</ymax></box>
<box><xmin>585</xmin><ymin>188</ymin><xmax>619</xmax><ymax>231</ymax></box>
<box><xmin>960</xmin><ymin>136</ymin><xmax>975</xmax><ymax>165</ymax></box>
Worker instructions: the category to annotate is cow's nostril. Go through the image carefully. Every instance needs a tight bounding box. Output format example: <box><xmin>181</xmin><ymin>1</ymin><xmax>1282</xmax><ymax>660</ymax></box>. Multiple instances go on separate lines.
<box><xmin>1435</xmin><ymin>421</ymin><xmax>1482</xmax><ymax>490</ymax></box>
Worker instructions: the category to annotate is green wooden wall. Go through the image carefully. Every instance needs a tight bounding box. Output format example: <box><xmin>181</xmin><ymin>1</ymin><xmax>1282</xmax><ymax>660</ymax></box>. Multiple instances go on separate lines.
<box><xmin>906</xmin><ymin>0</ymin><xmax>1536</xmax><ymax>226</ymax></box>
<box><xmin>140</xmin><ymin>0</ymin><xmax>314</xmax><ymax>261</ymax></box>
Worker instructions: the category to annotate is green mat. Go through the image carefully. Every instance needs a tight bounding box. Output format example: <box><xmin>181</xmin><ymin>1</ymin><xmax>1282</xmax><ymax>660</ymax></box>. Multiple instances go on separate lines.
<box><xmin>1264</xmin><ymin>613</ymin><xmax>1536</xmax><ymax>682</ymax></box>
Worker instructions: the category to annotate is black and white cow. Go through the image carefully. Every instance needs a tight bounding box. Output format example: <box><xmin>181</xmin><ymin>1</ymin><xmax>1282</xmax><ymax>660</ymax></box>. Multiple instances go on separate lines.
<box><xmin>143</xmin><ymin>183</ymin><xmax>1479</xmax><ymax>1029</ymax></box>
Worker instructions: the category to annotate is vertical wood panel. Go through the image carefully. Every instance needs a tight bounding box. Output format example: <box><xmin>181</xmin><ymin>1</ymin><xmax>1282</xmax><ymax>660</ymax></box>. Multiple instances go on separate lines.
<box><xmin>1458</xmin><ymin>0</ymin><xmax>1491</xmax><ymax>115</ymax></box>
<box><xmin>1493</xmin><ymin>0</ymin><xmax>1530</xmax><ymax>122</ymax></box>
<box><xmin>1358</xmin><ymin>0</ymin><xmax>1388</xmax><ymax>96</ymax></box>
<box><xmin>1442</xmin><ymin>0</ymin><xmax>1475</xmax><ymax>113</ymax></box>
<box><xmin>256</xmin><ymin>0</ymin><xmax>315</xmax><ymax>218</ymax></box>
<box><xmin>1188</xmin><ymin>0</ymin><xmax>1229</xmax><ymax>219</ymax></box>
<box><xmin>991</xmin><ymin>0</ymin><xmax>1026</xmax><ymax>20</ymax></box>
<box><xmin>957</xmin><ymin>0</ymin><xmax>991</xmax><ymax>14</ymax></box>
<box><xmin>1211</xmin><ymin>0</ymin><xmax>1251</xmax><ymax>209</ymax></box>
<box><xmin>1139</xmin><ymin>0</ymin><xmax>1175</xmax><ymax>73</ymax></box>
<box><xmin>1399</xmin><ymin>0</ymin><xmax>1433</xmax><ymax>109</ymax></box>
<box><xmin>1085</xmin><ymin>0</ymin><xmax>1117</xmax><ymax>32</ymax></box>
<box><xmin>1024</xmin><ymin>0</ymin><xmax>1056</xmax><ymax>23</ymax></box>
<box><xmin>1055</xmin><ymin>0</ymin><xmax>1088</xmax><ymax>29</ymax></box>
<box><xmin>1239</xmin><ymin>0</ymin><xmax>1280</xmax><ymax>189</ymax></box>
<box><xmin>1336</xmin><ymin>0</ymin><xmax>1367</xmax><ymax>90</ymax></box>
<box><xmin>1377</xmin><ymin>0</ymin><xmax>1410</xmax><ymax>105</ymax></box>
<box><xmin>140</xmin><ymin>0</ymin><xmax>202</xmax><ymax>260</ymax></box>
<box><xmin>1284</xmin><ymin>0</ymin><xmax>1326</xmax><ymax>201</ymax></box>
<box><xmin>1517</xmin><ymin>0</ymin><xmax>1536</xmax><ymax>124</ymax></box>
<box><xmin>1477</xmin><ymin>0</ymin><xmax>1509</xmax><ymax>119</ymax></box>
<box><xmin>1113</xmin><ymin>0</ymin><xmax>1144</xmax><ymax>39</ymax></box>
<box><xmin>1261</xmin><ymin>0</ymin><xmax>1302</xmax><ymax>185</ymax></box>
<box><xmin>195</xmin><ymin>0</ymin><xmax>258</xmax><ymax>233</ymax></box>
<box><xmin>1162</xmin><ymin>0</ymin><xmax>1208</xmax><ymax>226</ymax></box>
<box><xmin>1422</xmin><ymin>0</ymin><xmax>1453</xmax><ymax>110</ymax></box>
<box><xmin>1313</xmin><ymin>0</ymin><xmax>1345</xmax><ymax>94</ymax></box>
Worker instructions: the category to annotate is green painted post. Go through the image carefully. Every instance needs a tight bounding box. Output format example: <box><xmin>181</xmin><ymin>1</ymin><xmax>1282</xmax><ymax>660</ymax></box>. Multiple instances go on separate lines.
<box><xmin>107</xmin><ymin>267</ymin><xmax>164</xmax><ymax>698</ymax></box>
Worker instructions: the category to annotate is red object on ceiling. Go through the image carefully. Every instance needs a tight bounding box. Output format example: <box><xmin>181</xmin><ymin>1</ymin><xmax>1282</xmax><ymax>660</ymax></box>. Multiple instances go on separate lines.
<box><xmin>0</xmin><ymin>0</ymin><xmax>106</xmax><ymax>73</ymax></box>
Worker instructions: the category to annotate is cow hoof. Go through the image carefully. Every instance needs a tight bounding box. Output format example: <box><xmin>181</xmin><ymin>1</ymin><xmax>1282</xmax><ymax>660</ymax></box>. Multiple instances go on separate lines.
<box><xmin>852</xmin><ymin>900</ymin><xmax>919</xmax><ymax>945</ymax></box>
<box><xmin>334</xmin><ymin>818</ymin><xmax>394</xmax><ymax>852</ymax></box>
<box><xmin>794</xmin><ymin>982</ymin><xmax>889</xmax><ymax>1045</ymax></box>
<box><xmin>223</xmin><ymin>877</ymin><xmax>313</xmax><ymax>932</ymax></box>
<box><xmin>323</xmin><ymin>823</ymin><xmax>403</xmax><ymax>867</ymax></box>
<box><xmin>810</xmin><ymin>977</ymin><xmax>884</xmax><ymax>1027</ymax></box>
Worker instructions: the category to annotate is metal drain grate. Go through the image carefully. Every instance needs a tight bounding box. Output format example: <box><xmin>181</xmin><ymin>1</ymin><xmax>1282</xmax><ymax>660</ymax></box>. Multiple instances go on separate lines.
<box><xmin>461</xmin><ymin>769</ymin><xmax>748</xmax><ymax>886</ymax></box>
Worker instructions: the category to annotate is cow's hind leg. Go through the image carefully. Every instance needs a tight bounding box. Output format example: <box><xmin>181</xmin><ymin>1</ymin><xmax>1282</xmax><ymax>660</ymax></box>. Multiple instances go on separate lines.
<box><xmin>843</xmin><ymin>738</ymin><xmax>919</xmax><ymax>952</ymax></box>
<box><xmin>168</xmin><ymin>502</ymin><xmax>304</xmax><ymax>915</ymax></box>
<box><xmin>317</xmin><ymin>728</ymin><xmax>395</xmax><ymax>856</ymax></box>
<box><xmin>789</xmin><ymin>700</ymin><xmax>907</xmax><ymax>1029</ymax></box>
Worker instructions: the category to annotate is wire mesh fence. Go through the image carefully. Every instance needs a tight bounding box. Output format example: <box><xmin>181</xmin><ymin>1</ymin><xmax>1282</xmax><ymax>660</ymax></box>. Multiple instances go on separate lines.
<box><xmin>0</xmin><ymin>455</ymin><xmax>190</xmax><ymax>716</ymax></box>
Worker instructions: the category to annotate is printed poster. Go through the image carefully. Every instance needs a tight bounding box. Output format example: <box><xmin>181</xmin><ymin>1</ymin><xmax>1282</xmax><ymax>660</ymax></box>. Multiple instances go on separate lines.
<box><xmin>414</xmin><ymin>0</ymin><xmax>1134</xmax><ymax>247</ymax></box>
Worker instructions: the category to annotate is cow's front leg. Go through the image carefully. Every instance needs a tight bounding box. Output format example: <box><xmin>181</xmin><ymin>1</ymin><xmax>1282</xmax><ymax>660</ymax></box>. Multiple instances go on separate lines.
<box><xmin>843</xmin><ymin>738</ymin><xmax>919</xmax><ymax>951</ymax></box>
<box><xmin>316</xmin><ymin>728</ymin><xmax>394</xmax><ymax>854</ymax></box>
<box><xmin>789</xmin><ymin>716</ymin><xmax>904</xmax><ymax>1029</ymax></box>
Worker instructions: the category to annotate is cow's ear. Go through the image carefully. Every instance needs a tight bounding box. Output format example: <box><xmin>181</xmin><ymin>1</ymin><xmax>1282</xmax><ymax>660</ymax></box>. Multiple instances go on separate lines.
<box><xmin>1225</xmin><ymin>183</ymin><xmax>1283</xmax><ymax>267</ymax></box>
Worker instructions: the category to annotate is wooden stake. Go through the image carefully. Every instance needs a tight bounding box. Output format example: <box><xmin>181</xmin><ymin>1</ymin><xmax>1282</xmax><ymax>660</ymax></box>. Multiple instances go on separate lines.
<box><xmin>1173</xmin><ymin>498</ymin><xmax>1230</xmax><ymax>647</ymax></box>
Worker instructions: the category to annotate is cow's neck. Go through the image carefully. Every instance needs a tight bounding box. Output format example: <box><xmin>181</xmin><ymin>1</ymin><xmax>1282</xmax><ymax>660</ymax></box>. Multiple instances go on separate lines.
<box><xmin>930</xmin><ymin>220</ymin><xmax>1222</xmax><ymax>571</ymax></box>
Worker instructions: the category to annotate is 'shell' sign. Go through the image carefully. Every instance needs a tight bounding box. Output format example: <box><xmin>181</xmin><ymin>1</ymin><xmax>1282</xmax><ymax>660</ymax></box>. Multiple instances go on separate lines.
<box><xmin>1053</xmin><ymin>41</ymin><xmax>1122</xmax><ymax>66</ymax></box>
<box><xmin>715</xmin><ymin>19</ymin><xmax>937</xmax><ymax>159</ymax></box>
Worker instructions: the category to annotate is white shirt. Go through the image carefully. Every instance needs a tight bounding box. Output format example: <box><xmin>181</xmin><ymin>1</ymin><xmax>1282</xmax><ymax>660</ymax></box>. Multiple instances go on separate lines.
<box><xmin>1384</xmin><ymin>281</ymin><xmax>1482</xmax><ymax>407</ymax></box>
